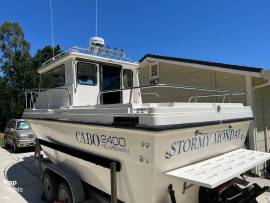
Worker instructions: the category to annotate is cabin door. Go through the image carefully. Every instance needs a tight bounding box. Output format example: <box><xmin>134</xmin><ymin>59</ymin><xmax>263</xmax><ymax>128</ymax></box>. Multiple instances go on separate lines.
<box><xmin>100</xmin><ymin>65</ymin><xmax>122</xmax><ymax>104</ymax></box>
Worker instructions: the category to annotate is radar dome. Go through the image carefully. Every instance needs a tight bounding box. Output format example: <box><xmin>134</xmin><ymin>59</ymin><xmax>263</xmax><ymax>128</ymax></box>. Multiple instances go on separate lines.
<box><xmin>90</xmin><ymin>37</ymin><xmax>105</xmax><ymax>48</ymax></box>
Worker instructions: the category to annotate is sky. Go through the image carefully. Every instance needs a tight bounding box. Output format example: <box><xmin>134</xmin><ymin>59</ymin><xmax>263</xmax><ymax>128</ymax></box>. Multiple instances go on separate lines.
<box><xmin>0</xmin><ymin>0</ymin><xmax>270</xmax><ymax>68</ymax></box>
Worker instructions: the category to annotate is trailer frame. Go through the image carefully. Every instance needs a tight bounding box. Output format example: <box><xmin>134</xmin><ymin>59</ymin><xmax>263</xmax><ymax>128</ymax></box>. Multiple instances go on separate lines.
<box><xmin>35</xmin><ymin>139</ymin><xmax>121</xmax><ymax>203</ymax></box>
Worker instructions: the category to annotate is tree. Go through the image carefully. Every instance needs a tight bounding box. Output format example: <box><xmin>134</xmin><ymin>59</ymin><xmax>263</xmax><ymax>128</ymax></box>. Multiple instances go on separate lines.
<box><xmin>0</xmin><ymin>21</ymin><xmax>34</xmax><ymax>129</ymax></box>
<box><xmin>0</xmin><ymin>21</ymin><xmax>30</xmax><ymax>62</ymax></box>
<box><xmin>0</xmin><ymin>21</ymin><xmax>35</xmax><ymax>91</ymax></box>
<box><xmin>0</xmin><ymin>21</ymin><xmax>62</xmax><ymax>130</ymax></box>
<box><xmin>32</xmin><ymin>45</ymin><xmax>61</xmax><ymax>70</ymax></box>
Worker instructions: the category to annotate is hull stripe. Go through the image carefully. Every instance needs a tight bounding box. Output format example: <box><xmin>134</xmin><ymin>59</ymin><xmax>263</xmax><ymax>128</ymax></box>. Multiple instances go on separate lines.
<box><xmin>24</xmin><ymin>117</ymin><xmax>254</xmax><ymax>131</ymax></box>
<box><xmin>38</xmin><ymin>139</ymin><xmax>121</xmax><ymax>171</ymax></box>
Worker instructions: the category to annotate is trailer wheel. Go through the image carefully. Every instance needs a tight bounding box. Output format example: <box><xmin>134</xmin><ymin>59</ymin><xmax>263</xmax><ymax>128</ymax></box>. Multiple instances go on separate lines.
<box><xmin>42</xmin><ymin>172</ymin><xmax>57</xmax><ymax>202</ymax></box>
<box><xmin>57</xmin><ymin>182</ymin><xmax>73</xmax><ymax>203</ymax></box>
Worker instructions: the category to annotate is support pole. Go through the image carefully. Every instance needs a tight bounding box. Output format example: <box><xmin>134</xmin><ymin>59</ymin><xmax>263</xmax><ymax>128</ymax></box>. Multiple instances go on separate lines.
<box><xmin>263</xmin><ymin>126</ymin><xmax>268</xmax><ymax>173</ymax></box>
<box><xmin>264</xmin><ymin>126</ymin><xmax>268</xmax><ymax>152</ymax></box>
<box><xmin>35</xmin><ymin>139</ymin><xmax>42</xmax><ymax>177</ymax></box>
<box><xmin>110</xmin><ymin>162</ymin><xmax>117</xmax><ymax>203</ymax></box>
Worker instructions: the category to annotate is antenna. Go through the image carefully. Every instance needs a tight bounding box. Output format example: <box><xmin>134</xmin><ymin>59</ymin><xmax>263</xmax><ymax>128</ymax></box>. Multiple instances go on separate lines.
<box><xmin>49</xmin><ymin>0</ymin><xmax>55</xmax><ymax>57</ymax></box>
<box><xmin>95</xmin><ymin>0</ymin><xmax>98</xmax><ymax>36</ymax></box>
<box><xmin>89</xmin><ymin>0</ymin><xmax>105</xmax><ymax>49</ymax></box>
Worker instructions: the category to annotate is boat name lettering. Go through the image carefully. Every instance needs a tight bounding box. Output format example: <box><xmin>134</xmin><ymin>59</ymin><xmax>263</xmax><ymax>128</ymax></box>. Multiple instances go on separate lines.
<box><xmin>76</xmin><ymin>131</ymin><xmax>129</xmax><ymax>153</ymax></box>
<box><xmin>165</xmin><ymin>128</ymin><xmax>244</xmax><ymax>159</ymax></box>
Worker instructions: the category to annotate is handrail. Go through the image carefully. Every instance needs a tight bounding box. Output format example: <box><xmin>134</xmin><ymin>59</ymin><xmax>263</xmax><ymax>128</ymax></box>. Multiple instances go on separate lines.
<box><xmin>97</xmin><ymin>84</ymin><xmax>247</xmax><ymax>105</ymax></box>
<box><xmin>42</xmin><ymin>46</ymin><xmax>135</xmax><ymax>67</ymax></box>
<box><xmin>188</xmin><ymin>93</ymin><xmax>246</xmax><ymax>103</ymax></box>
<box><xmin>25</xmin><ymin>87</ymin><xmax>72</xmax><ymax>109</ymax></box>
<box><xmin>25</xmin><ymin>84</ymin><xmax>247</xmax><ymax>110</ymax></box>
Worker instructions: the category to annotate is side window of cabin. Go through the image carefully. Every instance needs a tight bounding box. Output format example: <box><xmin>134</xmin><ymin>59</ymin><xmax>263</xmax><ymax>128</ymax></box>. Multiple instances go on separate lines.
<box><xmin>123</xmin><ymin>69</ymin><xmax>133</xmax><ymax>88</ymax></box>
<box><xmin>77</xmin><ymin>62</ymin><xmax>97</xmax><ymax>85</ymax></box>
<box><xmin>41</xmin><ymin>65</ymin><xmax>65</xmax><ymax>88</ymax></box>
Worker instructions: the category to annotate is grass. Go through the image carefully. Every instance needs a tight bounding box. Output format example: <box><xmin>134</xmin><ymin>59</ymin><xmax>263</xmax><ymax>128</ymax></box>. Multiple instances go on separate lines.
<box><xmin>0</xmin><ymin>133</ymin><xmax>4</xmax><ymax>147</ymax></box>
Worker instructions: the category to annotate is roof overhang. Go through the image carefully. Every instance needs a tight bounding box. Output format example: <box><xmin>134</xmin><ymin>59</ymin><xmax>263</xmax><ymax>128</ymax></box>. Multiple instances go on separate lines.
<box><xmin>140</xmin><ymin>54</ymin><xmax>265</xmax><ymax>78</ymax></box>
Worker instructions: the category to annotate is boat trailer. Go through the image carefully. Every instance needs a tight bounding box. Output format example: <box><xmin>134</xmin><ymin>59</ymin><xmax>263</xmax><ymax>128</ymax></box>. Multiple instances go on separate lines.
<box><xmin>35</xmin><ymin>139</ymin><xmax>270</xmax><ymax>203</ymax></box>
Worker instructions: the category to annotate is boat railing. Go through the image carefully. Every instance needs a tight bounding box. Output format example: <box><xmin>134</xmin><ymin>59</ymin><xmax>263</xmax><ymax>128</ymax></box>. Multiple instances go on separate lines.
<box><xmin>25</xmin><ymin>87</ymin><xmax>72</xmax><ymax>109</ymax></box>
<box><xmin>42</xmin><ymin>46</ymin><xmax>134</xmax><ymax>67</ymax></box>
<box><xmin>25</xmin><ymin>84</ymin><xmax>246</xmax><ymax>110</ymax></box>
<box><xmin>97</xmin><ymin>84</ymin><xmax>247</xmax><ymax>105</ymax></box>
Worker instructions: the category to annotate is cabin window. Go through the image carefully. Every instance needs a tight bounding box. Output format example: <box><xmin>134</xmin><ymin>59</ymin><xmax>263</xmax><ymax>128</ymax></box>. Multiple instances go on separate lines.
<box><xmin>123</xmin><ymin>69</ymin><xmax>133</xmax><ymax>88</ymax></box>
<box><xmin>77</xmin><ymin>62</ymin><xmax>97</xmax><ymax>85</ymax></box>
<box><xmin>41</xmin><ymin>65</ymin><xmax>65</xmax><ymax>88</ymax></box>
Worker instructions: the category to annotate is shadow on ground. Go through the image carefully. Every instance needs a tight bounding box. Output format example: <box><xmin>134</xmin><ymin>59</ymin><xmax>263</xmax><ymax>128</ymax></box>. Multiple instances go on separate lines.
<box><xmin>4</xmin><ymin>154</ymin><xmax>45</xmax><ymax>202</ymax></box>
<box><xmin>2</xmin><ymin>145</ymin><xmax>35</xmax><ymax>154</ymax></box>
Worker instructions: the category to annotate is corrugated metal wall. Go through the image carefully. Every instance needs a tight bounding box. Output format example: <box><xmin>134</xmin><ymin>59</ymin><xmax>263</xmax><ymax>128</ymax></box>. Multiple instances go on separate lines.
<box><xmin>139</xmin><ymin>62</ymin><xmax>246</xmax><ymax>104</ymax></box>
<box><xmin>254</xmin><ymin>86</ymin><xmax>270</xmax><ymax>152</ymax></box>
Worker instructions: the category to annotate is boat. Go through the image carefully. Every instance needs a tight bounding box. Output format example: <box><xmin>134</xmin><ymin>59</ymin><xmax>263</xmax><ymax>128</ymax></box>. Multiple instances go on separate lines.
<box><xmin>23</xmin><ymin>37</ymin><xmax>270</xmax><ymax>203</ymax></box>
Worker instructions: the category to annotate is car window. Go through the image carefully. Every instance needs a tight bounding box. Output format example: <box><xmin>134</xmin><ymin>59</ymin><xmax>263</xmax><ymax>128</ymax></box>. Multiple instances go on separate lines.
<box><xmin>17</xmin><ymin>121</ymin><xmax>31</xmax><ymax>130</ymax></box>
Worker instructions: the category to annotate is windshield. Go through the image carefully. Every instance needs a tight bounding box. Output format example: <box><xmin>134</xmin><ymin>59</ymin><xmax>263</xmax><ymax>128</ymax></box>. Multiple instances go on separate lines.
<box><xmin>17</xmin><ymin>121</ymin><xmax>31</xmax><ymax>130</ymax></box>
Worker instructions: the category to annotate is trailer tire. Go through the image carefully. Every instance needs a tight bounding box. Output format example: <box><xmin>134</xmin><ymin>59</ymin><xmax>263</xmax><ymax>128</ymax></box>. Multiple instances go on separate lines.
<box><xmin>57</xmin><ymin>182</ymin><xmax>73</xmax><ymax>203</ymax></box>
<box><xmin>42</xmin><ymin>172</ymin><xmax>57</xmax><ymax>202</ymax></box>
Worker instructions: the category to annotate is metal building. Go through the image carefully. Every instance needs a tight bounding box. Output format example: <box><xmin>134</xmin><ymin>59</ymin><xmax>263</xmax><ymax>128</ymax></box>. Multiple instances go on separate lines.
<box><xmin>139</xmin><ymin>54</ymin><xmax>270</xmax><ymax>172</ymax></box>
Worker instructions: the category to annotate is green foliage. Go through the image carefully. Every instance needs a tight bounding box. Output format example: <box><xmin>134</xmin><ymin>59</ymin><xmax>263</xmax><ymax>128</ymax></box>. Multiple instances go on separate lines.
<box><xmin>0</xmin><ymin>133</ymin><xmax>3</xmax><ymax>147</ymax></box>
<box><xmin>32</xmin><ymin>45</ymin><xmax>61</xmax><ymax>69</ymax></box>
<box><xmin>0</xmin><ymin>21</ymin><xmax>61</xmax><ymax>130</ymax></box>
<box><xmin>0</xmin><ymin>21</ymin><xmax>30</xmax><ymax>62</ymax></box>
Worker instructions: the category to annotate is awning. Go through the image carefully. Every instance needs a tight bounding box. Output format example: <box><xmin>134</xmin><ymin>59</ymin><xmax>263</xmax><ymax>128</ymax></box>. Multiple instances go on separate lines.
<box><xmin>166</xmin><ymin>149</ymin><xmax>270</xmax><ymax>189</ymax></box>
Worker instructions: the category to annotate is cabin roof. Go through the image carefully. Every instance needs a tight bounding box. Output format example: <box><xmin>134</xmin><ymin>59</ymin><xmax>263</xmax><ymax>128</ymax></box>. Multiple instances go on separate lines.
<box><xmin>139</xmin><ymin>54</ymin><xmax>264</xmax><ymax>73</ymax></box>
<box><xmin>38</xmin><ymin>48</ymin><xmax>139</xmax><ymax>74</ymax></box>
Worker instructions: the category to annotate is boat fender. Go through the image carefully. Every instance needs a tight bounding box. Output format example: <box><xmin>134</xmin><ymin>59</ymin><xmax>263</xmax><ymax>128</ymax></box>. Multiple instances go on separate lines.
<box><xmin>168</xmin><ymin>184</ymin><xmax>176</xmax><ymax>203</ymax></box>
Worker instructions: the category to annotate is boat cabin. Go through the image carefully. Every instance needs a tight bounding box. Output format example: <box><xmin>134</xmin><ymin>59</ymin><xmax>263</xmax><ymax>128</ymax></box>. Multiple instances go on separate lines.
<box><xmin>33</xmin><ymin>46</ymin><xmax>141</xmax><ymax>109</ymax></box>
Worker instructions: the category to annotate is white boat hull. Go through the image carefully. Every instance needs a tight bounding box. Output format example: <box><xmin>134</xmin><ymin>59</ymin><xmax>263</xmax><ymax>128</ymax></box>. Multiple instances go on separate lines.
<box><xmin>28</xmin><ymin>118</ymin><xmax>250</xmax><ymax>203</ymax></box>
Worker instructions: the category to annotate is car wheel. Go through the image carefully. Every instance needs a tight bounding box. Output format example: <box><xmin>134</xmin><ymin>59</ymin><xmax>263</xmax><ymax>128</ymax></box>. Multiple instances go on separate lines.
<box><xmin>57</xmin><ymin>182</ymin><xmax>73</xmax><ymax>203</ymax></box>
<box><xmin>13</xmin><ymin>140</ymin><xmax>18</xmax><ymax>153</ymax></box>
